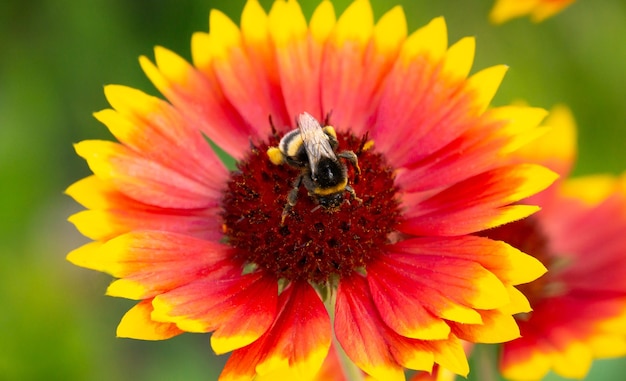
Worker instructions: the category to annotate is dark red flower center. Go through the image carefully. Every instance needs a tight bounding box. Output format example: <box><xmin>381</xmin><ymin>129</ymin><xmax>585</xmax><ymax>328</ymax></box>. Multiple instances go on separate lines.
<box><xmin>479</xmin><ymin>217</ymin><xmax>567</xmax><ymax>318</ymax></box>
<box><xmin>220</xmin><ymin>128</ymin><xmax>400</xmax><ymax>284</ymax></box>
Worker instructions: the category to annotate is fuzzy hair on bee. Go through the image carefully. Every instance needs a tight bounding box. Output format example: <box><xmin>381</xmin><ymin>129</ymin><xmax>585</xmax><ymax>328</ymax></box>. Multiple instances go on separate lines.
<box><xmin>267</xmin><ymin>112</ymin><xmax>361</xmax><ymax>224</ymax></box>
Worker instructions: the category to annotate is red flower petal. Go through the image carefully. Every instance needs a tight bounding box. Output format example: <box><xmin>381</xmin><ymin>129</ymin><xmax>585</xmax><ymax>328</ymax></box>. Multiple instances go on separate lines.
<box><xmin>367</xmin><ymin>261</ymin><xmax>452</xmax><ymax>340</ymax></box>
<box><xmin>335</xmin><ymin>274</ymin><xmax>470</xmax><ymax>380</ymax></box>
<box><xmin>74</xmin><ymin>140</ymin><xmax>221</xmax><ymax>209</ymax></box>
<box><xmin>141</xmin><ymin>46</ymin><xmax>256</xmax><ymax>160</ymax></box>
<box><xmin>67</xmin><ymin>176</ymin><xmax>222</xmax><ymax>241</ymax></box>
<box><xmin>335</xmin><ymin>274</ymin><xmax>407</xmax><ymax>380</ymax></box>
<box><xmin>97</xmin><ymin>85</ymin><xmax>228</xmax><ymax>185</ymax></box>
<box><xmin>204</xmin><ymin>9</ymin><xmax>289</xmax><ymax>135</ymax></box>
<box><xmin>500</xmin><ymin>296</ymin><xmax>597</xmax><ymax>380</ymax></box>
<box><xmin>68</xmin><ymin>231</ymin><xmax>236</xmax><ymax>300</ymax></box>
<box><xmin>368</xmin><ymin>250</ymin><xmax>510</xmax><ymax>331</ymax></box>
<box><xmin>395</xmin><ymin>106</ymin><xmax>548</xmax><ymax>193</ymax></box>
<box><xmin>392</xmin><ymin>235</ymin><xmax>546</xmax><ymax>286</ymax></box>
<box><xmin>266</xmin><ymin>0</ymin><xmax>325</xmax><ymax>124</ymax></box>
<box><xmin>399</xmin><ymin>164</ymin><xmax>557</xmax><ymax>236</ymax></box>
<box><xmin>372</xmin><ymin>62</ymin><xmax>470</xmax><ymax>170</ymax></box>
<box><xmin>152</xmin><ymin>271</ymin><xmax>278</xmax><ymax>354</ymax></box>
<box><xmin>220</xmin><ymin>281</ymin><xmax>330</xmax><ymax>381</ymax></box>
<box><xmin>319</xmin><ymin>2</ymin><xmax>407</xmax><ymax>136</ymax></box>
<box><xmin>372</xmin><ymin>26</ymin><xmax>507</xmax><ymax>171</ymax></box>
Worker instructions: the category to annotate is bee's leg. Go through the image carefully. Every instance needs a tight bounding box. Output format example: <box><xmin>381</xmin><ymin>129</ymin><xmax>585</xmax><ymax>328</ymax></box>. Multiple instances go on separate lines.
<box><xmin>345</xmin><ymin>185</ymin><xmax>363</xmax><ymax>204</ymax></box>
<box><xmin>282</xmin><ymin>175</ymin><xmax>303</xmax><ymax>225</ymax></box>
<box><xmin>267</xmin><ymin>147</ymin><xmax>285</xmax><ymax>165</ymax></box>
<box><xmin>338</xmin><ymin>150</ymin><xmax>361</xmax><ymax>175</ymax></box>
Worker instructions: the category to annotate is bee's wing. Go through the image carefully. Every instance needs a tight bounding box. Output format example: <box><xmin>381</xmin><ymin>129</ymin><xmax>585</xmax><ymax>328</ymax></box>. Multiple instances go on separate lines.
<box><xmin>297</xmin><ymin>113</ymin><xmax>337</xmax><ymax>176</ymax></box>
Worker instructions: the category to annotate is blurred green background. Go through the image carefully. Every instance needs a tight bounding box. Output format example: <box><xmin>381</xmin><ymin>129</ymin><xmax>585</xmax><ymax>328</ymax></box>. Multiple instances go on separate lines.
<box><xmin>1</xmin><ymin>0</ymin><xmax>625</xmax><ymax>380</ymax></box>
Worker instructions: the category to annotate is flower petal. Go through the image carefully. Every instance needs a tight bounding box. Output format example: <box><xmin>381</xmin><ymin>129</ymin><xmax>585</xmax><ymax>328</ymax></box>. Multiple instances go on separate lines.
<box><xmin>500</xmin><ymin>285</ymin><xmax>532</xmax><ymax>315</ymax></box>
<box><xmin>511</xmin><ymin>104</ymin><xmax>577</xmax><ymax>177</ymax></box>
<box><xmin>490</xmin><ymin>0</ymin><xmax>538</xmax><ymax>24</ymax></box>
<box><xmin>490</xmin><ymin>0</ymin><xmax>575</xmax><ymax>24</ymax></box>
<box><xmin>465</xmin><ymin>65</ymin><xmax>508</xmax><ymax>114</ymax></box>
<box><xmin>399</xmin><ymin>17</ymin><xmax>447</xmax><ymax>64</ymax></box>
<box><xmin>320</xmin><ymin>0</ymin><xmax>375</xmax><ymax>131</ymax></box>
<box><xmin>67</xmin><ymin>176</ymin><xmax>222</xmax><ymax>241</ymax></box>
<box><xmin>335</xmin><ymin>274</ymin><xmax>470</xmax><ymax>379</ymax></box>
<box><xmin>335</xmin><ymin>274</ymin><xmax>416</xmax><ymax>381</ymax></box>
<box><xmin>559</xmin><ymin>174</ymin><xmax>621</xmax><ymax>207</ymax></box>
<box><xmin>372</xmin><ymin>28</ymin><xmax>479</xmax><ymax>169</ymax></box>
<box><xmin>391</xmin><ymin>251</ymin><xmax>509</xmax><ymax>309</ymax></box>
<box><xmin>451</xmin><ymin>309</ymin><xmax>520</xmax><ymax>343</ymax></box>
<box><xmin>74</xmin><ymin>140</ymin><xmax>220</xmax><ymax>209</ymax></box>
<box><xmin>372</xmin><ymin>64</ymin><xmax>510</xmax><ymax>168</ymax></box>
<box><xmin>152</xmin><ymin>271</ymin><xmax>278</xmax><ymax>354</ymax></box>
<box><xmin>395</xmin><ymin>105</ymin><xmax>548</xmax><ymax>193</ymax></box>
<box><xmin>68</xmin><ymin>206</ymin><xmax>222</xmax><ymax>242</ymax></box>
<box><xmin>399</xmin><ymin>164</ymin><xmax>558</xmax><ymax>236</ymax></box>
<box><xmin>367</xmin><ymin>258</ymin><xmax>452</xmax><ymax>340</ymax></box>
<box><xmin>531</xmin><ymin>0</ymin><xmax>576</xmax><ymax>22</ymax></box>
<box><xmin>220</xmin><ymin>281</ymin><xmax>330</xmax><ymax>381</ymax></box>
<box><xmin>268</xmin><ymin>0</ymin><xmax>327</xmax><ymax>122</ymax></box>
<box><xmin>349</xmin><ymin>4</ymin><xmax>408</xmax><ymax>136</ymax></box>
<box><xmin>392</xmin><ymin>236</ymin><xmax>547</xmax><ymax>286</ymax></box>
<box><xmin>367</xmin><ymin>249</ymin><xmax>513</xmax><ymax>340</ymax></box>
<box><xmin>66</xmin><ymin>241</ymin><xmax>105</xmax><ymax>272</ymax></box>
<box><xmin>116</xmin><ymin>299</ymin><xmax>183</xmax><ymax>340</ymax></box>
<box><xmin>498</xmin><ymin>172</ymin><xmax>626</xmax><ymax>380</ymax></box>
<box><xmin>442</xmin><ymin>37</ymin><xmax>474</xmax><ymax>80</ymax></box>
<box><xmin>98</xmin><ymin>84</ymin><xmax>227</xmax><ymax>186</ymax></box>
<box><xmin>205</xmin><ymin>7</ymin><xmax>289</xmax><ymax>135</ymax></box>
<box><xmin>501</xmin><ymin>328</ymin><xmax>593</xmax><ymax>381</ymax></box>
<box><xmin>309</xmin><ymin>343</ymin><xmax>348</xmax><ymax>381</ymax></box>
<box><xmin>142</xmin><ymin>45</ymin><xmax>254</xmax><ymax>159</ymax></box>
<box><xmin>72</xmin><ymin>231</ymin><xmax>235</xmax><ymax>300</ymax></box>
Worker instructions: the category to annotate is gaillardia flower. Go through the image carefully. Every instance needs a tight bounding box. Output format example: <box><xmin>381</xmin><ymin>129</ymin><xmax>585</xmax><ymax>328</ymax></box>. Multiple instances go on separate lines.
<box><xmin>67</xmin><ymin>0</ymin><xmax>557</xmax><ymax>380</ymax></box>
<box><xmin>480</xmin><ymin>106</ymin><xmax>626</xmax><ymax>380</ymax></box>
<box><xmin>490</xmin><ymin>0</ymin><xmax>575</xmax><ymax>24</ymax></box>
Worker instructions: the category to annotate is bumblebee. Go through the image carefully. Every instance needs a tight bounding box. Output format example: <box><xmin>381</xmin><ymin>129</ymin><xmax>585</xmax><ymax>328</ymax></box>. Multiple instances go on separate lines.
<box><xmin>267</xmin><ymin>112</ymin><xmax>361</xmax><ymax>223</ymax></box>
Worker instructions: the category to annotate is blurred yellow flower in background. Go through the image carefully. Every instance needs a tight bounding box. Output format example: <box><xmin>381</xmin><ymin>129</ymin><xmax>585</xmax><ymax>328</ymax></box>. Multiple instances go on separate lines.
<box><xmin>490</xmin><ymin>0</ymin><xmax>576</xmax><ymax>24</ymax></box>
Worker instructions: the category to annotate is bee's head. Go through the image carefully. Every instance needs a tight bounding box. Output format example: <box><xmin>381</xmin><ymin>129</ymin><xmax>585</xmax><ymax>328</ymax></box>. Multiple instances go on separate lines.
<box><xmin>317</xmin><ymin>192</ymin><xmax>345</xmax><ymax>210</ymax></box>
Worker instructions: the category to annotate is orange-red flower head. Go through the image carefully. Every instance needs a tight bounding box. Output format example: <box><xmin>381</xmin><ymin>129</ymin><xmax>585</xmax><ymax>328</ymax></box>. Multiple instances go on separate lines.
<box><xmin>67</xmin><ymin>1</ymin><xmax>557</xmax><ymax>380</ymax></box>
<box><xmin>481</xmin><ymin>106</ymin><xmax>626</xmax><ymax>380</ymax></box>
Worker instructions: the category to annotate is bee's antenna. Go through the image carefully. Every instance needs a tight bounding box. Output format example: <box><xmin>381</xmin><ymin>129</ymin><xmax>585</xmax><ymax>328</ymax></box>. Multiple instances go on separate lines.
<box><xmin>323</xmin><ymin>110</ymin><xmax>334</xmax><ymax>126</ymax></box>
<box><xmin>268</xmin><ymin>114</ymin><xmax>278</xmax><ymax>136</ymax></box>
<box><xmin>357</xmin><ymin>131</ymin><xmax>370</xmax><ymax>154</ymax></box>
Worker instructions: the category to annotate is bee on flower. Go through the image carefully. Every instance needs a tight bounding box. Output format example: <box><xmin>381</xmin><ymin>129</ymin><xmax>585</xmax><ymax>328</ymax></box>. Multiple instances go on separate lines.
<box><xmin>67</xmin><ymin>1</ymin><xmax>558</xmax><ymax>380</ymax></box>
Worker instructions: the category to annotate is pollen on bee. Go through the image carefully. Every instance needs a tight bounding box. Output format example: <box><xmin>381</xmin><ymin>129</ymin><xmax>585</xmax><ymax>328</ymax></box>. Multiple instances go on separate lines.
<box><xmin>266</xmin><ymin>147</ymin><xmax>284</xmax><ymax>165</ymax></box>
<box><xmin>322</xmin><ymin>125</ymin><xmax>337</xmax><ymax>139</ymax></box>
